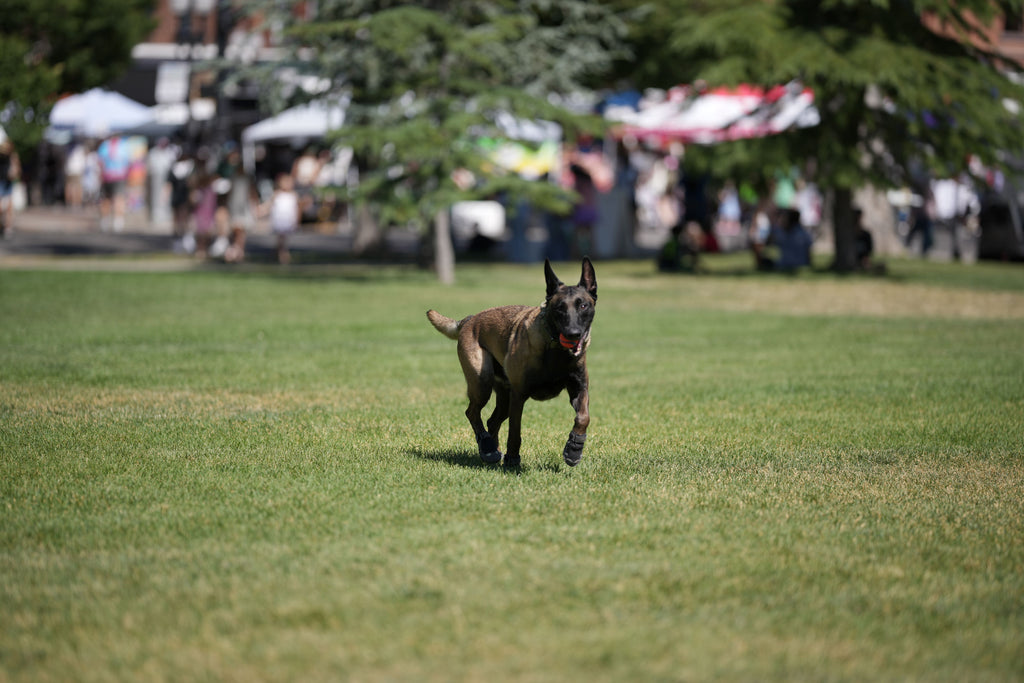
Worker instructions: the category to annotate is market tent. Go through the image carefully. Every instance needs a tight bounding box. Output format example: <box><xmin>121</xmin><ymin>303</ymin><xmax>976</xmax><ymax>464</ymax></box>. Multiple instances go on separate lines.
<box><xmin>120</xmin><ymin>103</ymin><xmax>190</xmax><ymax>139</ymax></box>
<box><xmin>605</xmin><ymin>81</ymin><xmax>819</xmax><ymax>147</ymax></box>
<box><xmin>49</xmin><ymin>89</ymin><xmax>155</xmax><ymax>138</ymax></box>
<box><xmin>482</xmin><ymin>112</ymin><xmax>563</xmax><ymax>180</ymax></box>
<box><xmin>241</xmin><ymin>100</ymin><xmax>347</xmax><ymax>171</ymax></box>
<box><xmin>241</xmin><ymin>101</ymin><xmax>346</xmax><ymax>145</ymax></box>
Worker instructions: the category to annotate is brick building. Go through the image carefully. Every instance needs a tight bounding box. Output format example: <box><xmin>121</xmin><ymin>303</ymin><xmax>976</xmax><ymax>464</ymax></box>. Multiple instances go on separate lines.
<box><xmin>110</xmin><ymin>0</ymin><xmax>315</xmax><ymax>145</ymax></box>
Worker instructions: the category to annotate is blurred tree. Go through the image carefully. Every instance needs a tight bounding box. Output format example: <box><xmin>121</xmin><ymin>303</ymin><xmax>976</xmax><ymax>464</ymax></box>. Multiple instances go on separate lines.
<box><xmin>0</xmin><ymin>0</ymin><xmax>155</xmax><ymax>153</ymax></box>
<box><xmin>255</xmin><ymin>1</ymin><xmax>628</xmax><ymax>282</ymax></box>
<box><xmin>613</xmin><ymin>0</ymin><xmax>1024</xmax><ymax>271</ymax></box>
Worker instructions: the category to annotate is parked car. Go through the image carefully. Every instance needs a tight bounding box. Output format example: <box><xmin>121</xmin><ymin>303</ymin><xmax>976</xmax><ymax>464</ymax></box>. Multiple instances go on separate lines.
<box><xmin>978</xmin><ymin>177</ymin><xmax>1024</xmax><ymax>261</ymax></box>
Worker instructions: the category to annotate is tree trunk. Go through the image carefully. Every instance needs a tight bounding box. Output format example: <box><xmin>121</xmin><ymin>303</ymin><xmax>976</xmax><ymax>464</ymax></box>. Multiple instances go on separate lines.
<box><xmin>434</xmin><ymin>208</ymin><xmax>456</xmax><ymax>285</ymax></box>
<box><xmin>352</xmin><ymin>203</ymin><xmax>384</xmax><ymax>256</ymax></box>
<box><xmin>831</xmin><ymin>186</ymin><xmax>858</xmax><ymax>273</ymax></box>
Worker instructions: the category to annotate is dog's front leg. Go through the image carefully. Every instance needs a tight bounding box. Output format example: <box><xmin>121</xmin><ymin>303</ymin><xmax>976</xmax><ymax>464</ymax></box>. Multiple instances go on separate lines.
<box><xmin>503</xmin><ymin>391</ymin><xmax>526</xmax><ymax>468</ymax></box>
<box><xmin>563</xmin><ymin>373</ymin><xmax>590</xmax><ymax>467</ymax></box>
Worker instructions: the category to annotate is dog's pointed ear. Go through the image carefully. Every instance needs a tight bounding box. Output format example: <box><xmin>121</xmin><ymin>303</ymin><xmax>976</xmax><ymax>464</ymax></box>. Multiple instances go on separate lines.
<box><xmin>579</xmin><ymin>256</ymin><xmax>597</xmax><ymax>301</ymax></box>
<box><xmin>544</xmin><ymin>259</ymin><xmax>563</xmax><ymax>301</ymax></box>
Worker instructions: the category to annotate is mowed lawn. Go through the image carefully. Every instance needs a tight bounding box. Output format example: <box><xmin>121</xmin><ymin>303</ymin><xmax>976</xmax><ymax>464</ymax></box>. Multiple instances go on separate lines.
<box><xmin>1</xmin><ymin>257</ymin><xmax>1023</xmax><ymax>681</ymax></box>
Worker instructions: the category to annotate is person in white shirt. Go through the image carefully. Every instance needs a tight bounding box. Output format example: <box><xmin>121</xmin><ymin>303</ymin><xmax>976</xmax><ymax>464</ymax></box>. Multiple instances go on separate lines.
<box><xmin>64</xmin><ymin>142</ymin><xmax>87</xmax><ymax>210</ymax></box>
<box><xmin>267</xmin><ymin>173</ymin><xmax>300</xmax><ymax>264</ymax></box>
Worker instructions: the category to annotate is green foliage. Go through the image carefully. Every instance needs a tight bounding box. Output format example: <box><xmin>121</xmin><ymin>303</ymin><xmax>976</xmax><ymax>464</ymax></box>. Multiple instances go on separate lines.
<box><xmin>1</xmin><ymin>260</ymin><xmax>1023</xmax><ymax>680</ymax></box>
<box><xmin>0</xmin><ymin>0</ymin><xmax>157</xmax><ymax>153</ymax></box>
<box><xmin>258</xmin><ymin>1</ymin><xmax>628</xmax><ymax>226</ymax></box>
<box><xmin>642</xmin><ymin>0</ymin><xmax>1024</xmax><ymax>189</ymax></box>
<box><xmin>619</xmin><ymin>0</ymin><xmax>1024</xmax><ymax>270</ymax></box>
<box><xmin>0</xmin><ymin>34</ymin><xmax>60</xmax><ymax>153</ymax></box>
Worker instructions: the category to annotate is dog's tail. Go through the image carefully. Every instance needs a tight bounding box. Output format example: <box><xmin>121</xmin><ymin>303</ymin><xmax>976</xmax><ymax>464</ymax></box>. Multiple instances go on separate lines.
<box><xmin>426</xmin><ymin>310</ymin><xmax>461</xmax><ymax>340</ymax></box>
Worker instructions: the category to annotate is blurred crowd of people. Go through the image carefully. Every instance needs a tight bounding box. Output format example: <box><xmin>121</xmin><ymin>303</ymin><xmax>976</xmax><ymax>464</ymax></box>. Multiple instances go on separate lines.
<box><xmin>5</xmin><ymin>124</ymin><xmax>987</xmax><ymax>270</ymax></box>
<box><xmin>642</xmin><ymin>158</ymin><xmax>824</xmax><ymax>274</ymax></box>
<box><xmin>9</xmin><ymin>133</ymin><xmax>352</xmax><ymax>264</ymax></box>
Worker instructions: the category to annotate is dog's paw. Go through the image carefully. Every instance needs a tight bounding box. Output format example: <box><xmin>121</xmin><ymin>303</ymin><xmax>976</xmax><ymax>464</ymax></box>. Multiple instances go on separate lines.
<box><xmin>563</xmin><ymin>432</ymin><xmax>586</xmax><ymax>467</ymax></box>
<box><xmin>480</xmin><ymin>449</ymin><xmax>503</xmax><ymax>465</ymax></box>
<box><xmin>477</xmin><ymin>434</ymin><xmax>503</xmax><ymax>465</ymax></box>
<box><xmin>503</xmin><ymin>454</ymin><xmax>521</xmax><ymax>468</ymax></box>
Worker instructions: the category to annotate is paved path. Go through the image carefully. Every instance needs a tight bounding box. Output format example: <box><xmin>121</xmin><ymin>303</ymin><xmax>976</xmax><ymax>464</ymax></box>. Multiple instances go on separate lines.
<box><xmin>2</xmin><ymin>204</ymin><xmax>977</xmax><ymax>268</ymax></box>
<box><xmin>0</xmin><ymin>206</ymin><xmax>420</xmax><ymax>267</ymax></box>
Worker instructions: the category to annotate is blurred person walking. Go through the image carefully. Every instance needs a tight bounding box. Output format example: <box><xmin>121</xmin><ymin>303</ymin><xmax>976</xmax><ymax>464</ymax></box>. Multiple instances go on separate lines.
<box><xmin>715</xmin><ymin>179</ymin><xmax>743</xmax><ymax>250</ymax></box>
<box><xmin>82</xmin><ymin>143</ymin><xmax>101</xmax><ymax>207</ymax></box>
<box><xmin>749</xmin><ymin>199</ymin><xmax>774</xmax><ymax>271</ymax></box>
<box><xmin>64</xmin><ymin>141</ymin><xmax>87</xmax><ymax>211</ymax></box>
<box><xmin>314</xmin><ymin>147</ymin><xmax>351</xmax><ymax>227</ymax></box>
<box><xmin>565</xmin><ymin>138</ymin><xmax>611</xmax><ymax>258</ymax></box>
<box><xmin>190</xmin><ymin>168</ymin><xmax>218</xmax><ymax>258</ymax></box>
<box><xmin>168</xmin><ymin>152</ymin><xmax>194</xmax><ymax>239</ymax></box>
<box><xmin>795</xmin><ymin>178</ymin><xmax>822</xmax><ymax>237</ymax></box>
<box><xmin>147</xmin><ymin>138</ymin><xmax>175</xmax><ymax>227</ymax></box>
<box><xmin>906</xmin><ymin>180</ymin><xmax>935</xmax><ymax>256</ymax></box>
<box><xmin>931</xmin><ymin>175</ymin><xmax>979</xmax><ymax>261</ymax></box>
<box><xmin>0</xmin><ymin>139</ymin><xmax>21</xmax><ymax>236</ymax></box>
<box><xmin>97</xmin><ymin>136</ymin><xmax>130</xmax><ymax>232</ymax></box>
<box><xmin>224</xmin><ymin>156</ymin><xmax>258</xmax><ymax>263</ymax></box>
<box><xmin>291</xmin><ymin>146</ymin><xmax>321</xmax><ymax>222</ymax></box>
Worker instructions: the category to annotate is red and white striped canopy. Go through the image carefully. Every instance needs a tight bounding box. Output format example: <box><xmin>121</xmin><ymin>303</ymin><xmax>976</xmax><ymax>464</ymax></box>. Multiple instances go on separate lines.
<box><xmin>605</xmin><ymin>81</ymin><xmax>819</xmax><ymax>147</ymax></box>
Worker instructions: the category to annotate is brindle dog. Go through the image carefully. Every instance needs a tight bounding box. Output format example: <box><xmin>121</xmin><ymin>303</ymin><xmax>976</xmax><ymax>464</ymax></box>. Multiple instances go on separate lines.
<box><xmin>427</xmin><ymin>258</ymin><xmax>597</xmax><ymax>467</ymax></box>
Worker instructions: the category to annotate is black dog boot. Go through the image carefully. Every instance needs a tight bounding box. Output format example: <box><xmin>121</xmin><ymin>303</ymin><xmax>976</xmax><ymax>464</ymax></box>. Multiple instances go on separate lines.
<box><xmin>563</xmin><ymin>432</ymin><xmax>586</xmax><ymax>467</ymax></box>
<box><xmin>477</xmin><ymin>433</ymin><xmax>503</xmax><ymax>465</ymax></box>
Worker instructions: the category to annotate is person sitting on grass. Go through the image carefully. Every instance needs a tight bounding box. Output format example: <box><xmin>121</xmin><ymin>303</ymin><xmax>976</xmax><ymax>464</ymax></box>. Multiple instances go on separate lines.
<box><xmin>770</xmin><ymin>207</ymin><xmax>813</xmax><ymax>272</ymax></box>
<box><xmin>852</xmin><ymin>207</ymin><xmax>887</xmax><ymax>274</ymax></box>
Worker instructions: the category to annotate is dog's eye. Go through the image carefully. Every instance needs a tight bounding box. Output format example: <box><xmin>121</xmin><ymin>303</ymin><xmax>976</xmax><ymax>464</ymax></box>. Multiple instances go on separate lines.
<box><xmin>578</xmin><ymin>301</ymin><xmax>588</xmax><ymax>311</ymax></box>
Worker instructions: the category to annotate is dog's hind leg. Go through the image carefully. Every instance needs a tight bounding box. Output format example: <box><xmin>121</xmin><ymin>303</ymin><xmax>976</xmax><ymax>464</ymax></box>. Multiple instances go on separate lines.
<box><xmin>466</xmin><ymin>392</ymin><xmax>502</xmax><ymax>464</ymax></box>
<box><xmin>503</xmin><ymin>391</ymin><xmax>526</xmax><ymax>468</ymax></box>
<box><xmin>460</xmin><ymin>347</ymin><xmax>503</xmax><ymax>465</ymax></box>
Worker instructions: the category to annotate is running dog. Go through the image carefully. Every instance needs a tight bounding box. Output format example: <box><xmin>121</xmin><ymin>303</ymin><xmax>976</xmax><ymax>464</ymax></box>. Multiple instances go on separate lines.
<box><xmin>426</xmin><ymin>258</ymin><xmax>597</xmax><ymax>467</ymax></box>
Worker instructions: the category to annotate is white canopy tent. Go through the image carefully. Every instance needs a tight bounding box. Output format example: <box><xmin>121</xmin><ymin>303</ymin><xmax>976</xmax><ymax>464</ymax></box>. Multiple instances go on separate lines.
<box><xmin>241</xmin><ymin>101</ymin><xmax>346</xmax><ymax>171</ymax></box>
<box><xmin>48</xmin><ymin>89</ymin><xmax>155</xmax><ymax>138</ymax></box>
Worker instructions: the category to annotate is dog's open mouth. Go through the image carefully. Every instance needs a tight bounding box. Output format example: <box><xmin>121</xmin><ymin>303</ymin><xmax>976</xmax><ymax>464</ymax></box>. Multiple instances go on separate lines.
<box><xmin>559</xmin><ymin>333</ymin><xmax>584</xmax><ymax>355</ymax></box>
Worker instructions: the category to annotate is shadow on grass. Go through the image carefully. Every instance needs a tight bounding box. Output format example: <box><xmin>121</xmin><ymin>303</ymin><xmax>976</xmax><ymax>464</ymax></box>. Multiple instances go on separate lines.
<box><xmin>406</xmin><ymin>447</ymin><xmax>564</xmax><ymax>474</ymax></box>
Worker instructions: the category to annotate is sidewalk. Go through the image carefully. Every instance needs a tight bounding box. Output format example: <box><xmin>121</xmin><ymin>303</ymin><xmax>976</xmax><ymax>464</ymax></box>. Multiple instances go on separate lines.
<box><xmin>0</xmin><ymin>205</ymin><xmax>420</xmax><ymax>264</ymax></box>
<box><xmin>2</xmin><ymin>206</ymin><xmax>178</xmax><ymax>260</ymax></box>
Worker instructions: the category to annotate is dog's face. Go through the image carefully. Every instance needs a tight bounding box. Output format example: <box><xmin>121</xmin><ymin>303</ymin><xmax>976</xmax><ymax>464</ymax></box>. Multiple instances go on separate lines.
<box><xmin>545</xmin><ymin>258</ymin><xmax>597</xmax><ymax>355</ymax></box>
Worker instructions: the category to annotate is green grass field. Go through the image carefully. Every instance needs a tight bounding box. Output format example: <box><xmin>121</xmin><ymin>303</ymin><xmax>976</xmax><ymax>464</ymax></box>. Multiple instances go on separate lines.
<box><xmin>2</xmin><ymin>256</ymin><xmax>1023</xmax><ymax>681</ymax></box>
